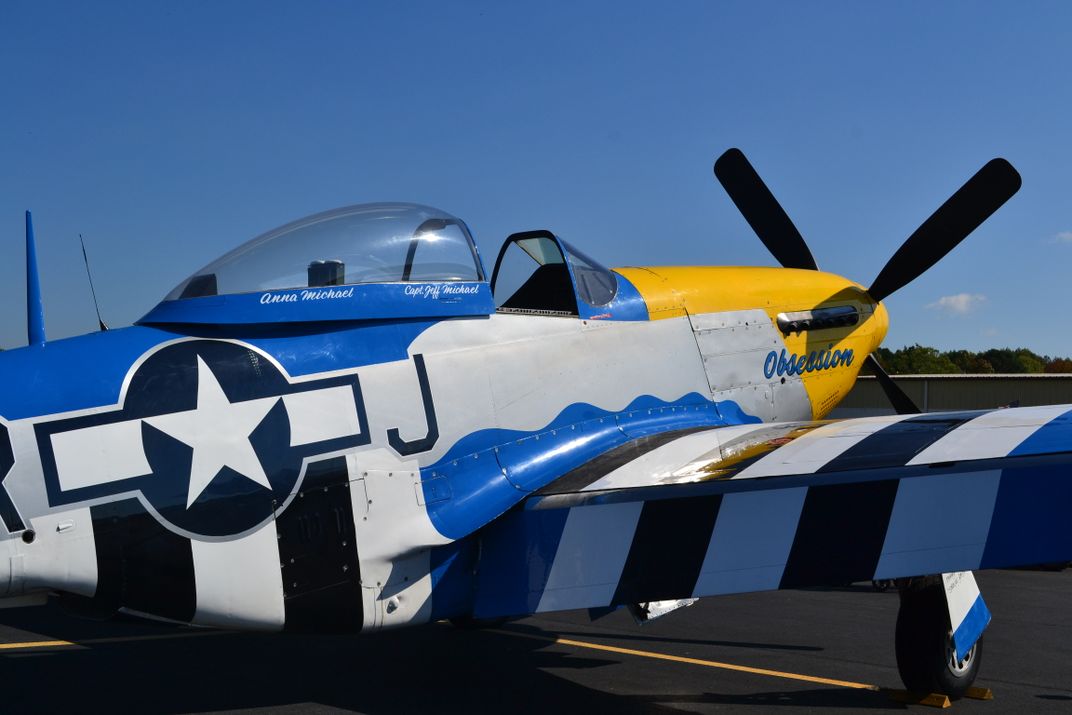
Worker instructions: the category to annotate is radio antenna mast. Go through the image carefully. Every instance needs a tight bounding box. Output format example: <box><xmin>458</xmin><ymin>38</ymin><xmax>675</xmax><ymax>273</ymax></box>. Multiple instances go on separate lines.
<box><xmin>79</xmin><ymin>234</ymin><xmax>108</xmax><ymax>331</ymax></box>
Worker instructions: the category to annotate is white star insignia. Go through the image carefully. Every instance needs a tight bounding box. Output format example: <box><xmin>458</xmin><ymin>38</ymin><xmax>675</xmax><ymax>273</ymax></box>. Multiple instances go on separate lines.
<box><xmin>145</xmin><ymin>356</ymin><xmax>278</xmax><ymax>508</ymax></box>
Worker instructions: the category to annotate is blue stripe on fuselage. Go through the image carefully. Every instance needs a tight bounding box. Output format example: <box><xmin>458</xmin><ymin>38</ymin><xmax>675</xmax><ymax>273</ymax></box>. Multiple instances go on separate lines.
<box><xmin>0</xmin><ymin>320</ymin><xmax>439</xmax><ymax>420</ymax></box>
<box><xmin>421</xmin><ymin>393</ymin><xmax>760</xmax><ymax>540</ymax></box>
<box><xmin>428</xmin><ymin>539</ymin><xmax>479</xmax><ymax>621</ymax></box>
<box><xmin>174</xmin><ymin>318</ymin><xmax>439</xmax><ymax>377</ymax></box>
<box><xmin>0</xmin><ymin>326</ymin><xmax>177</xmax><ymax>420</ymax></box>
<box><xmin>472</xmin><ymin>504</ymin><xmax>571</xmax><ymax>618</ymax></box>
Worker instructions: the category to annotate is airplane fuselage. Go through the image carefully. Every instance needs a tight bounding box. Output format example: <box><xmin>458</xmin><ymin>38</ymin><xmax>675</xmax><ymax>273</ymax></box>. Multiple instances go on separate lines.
<box><xmin>0</xmin><ymin>265</ymin><xmax>885</xmax><ymax>631</ymax></box>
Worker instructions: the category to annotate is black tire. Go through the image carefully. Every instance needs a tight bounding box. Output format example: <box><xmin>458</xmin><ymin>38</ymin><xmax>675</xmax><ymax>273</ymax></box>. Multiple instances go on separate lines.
<box><xmin>895</xmin><ymin>584</ymin><xmax>982</xmax><ymax>699</ymax></box>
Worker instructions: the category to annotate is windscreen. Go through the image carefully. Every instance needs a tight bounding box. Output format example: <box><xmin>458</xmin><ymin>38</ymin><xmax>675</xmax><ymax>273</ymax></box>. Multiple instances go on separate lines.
<box><xmin>564</xmin><ymin>242</ymin><xmax>617</xmax><ymax>306</ymax></box>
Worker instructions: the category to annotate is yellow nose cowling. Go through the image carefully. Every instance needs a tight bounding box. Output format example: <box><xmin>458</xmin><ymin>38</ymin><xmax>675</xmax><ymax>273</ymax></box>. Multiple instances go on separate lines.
<box><xmin>615</xmin><ymin>266</ymin><xmax>888</xmax><ymax>420</ymax></box>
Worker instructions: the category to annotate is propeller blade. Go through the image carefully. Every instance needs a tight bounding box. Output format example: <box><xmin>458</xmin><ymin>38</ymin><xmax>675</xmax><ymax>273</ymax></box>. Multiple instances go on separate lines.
<box><xmin>868</xmin><ymin>158</ymin><xmax>1021</xmax><ymax>303</ymax></box>
<box><xmin>713</xmin><ymin>148</ymin><xmax>818</xmax><ymax>270</ymax></box>
<box><xmin>865</xmin><ymin>354</ymin><xmax>919</xmax><ymax>415</ymax></box>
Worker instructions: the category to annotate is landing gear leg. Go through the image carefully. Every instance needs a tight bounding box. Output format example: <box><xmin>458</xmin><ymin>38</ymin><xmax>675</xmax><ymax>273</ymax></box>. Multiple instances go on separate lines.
<box><xmin>895</xmin><ymin>581</ymin><xmax>982</xmax><ymax>699</ymax></box>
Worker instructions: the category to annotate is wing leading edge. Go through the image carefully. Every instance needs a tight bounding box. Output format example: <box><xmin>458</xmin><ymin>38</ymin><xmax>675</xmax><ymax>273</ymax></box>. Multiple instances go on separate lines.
<box><xmin>470</xmin><ymin>404</ymin><xmax>1072</xmax><ymax>619</ymax></box>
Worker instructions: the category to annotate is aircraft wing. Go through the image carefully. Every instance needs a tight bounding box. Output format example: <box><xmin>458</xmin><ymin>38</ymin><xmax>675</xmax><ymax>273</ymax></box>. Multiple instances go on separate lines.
<box><xmin>470</xmin><ymin>404</ymin><xmax>1072</xmax><ymax>618</ymax></box>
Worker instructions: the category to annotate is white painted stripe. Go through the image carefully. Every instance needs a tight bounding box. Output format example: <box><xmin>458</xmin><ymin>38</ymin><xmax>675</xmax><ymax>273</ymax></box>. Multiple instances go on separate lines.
<box><xmin>282</xmin><ymin>386</ymin><xmax>362</xmax><ymax>446</ymax></box>
<box><xmin>693</xmin><ymin>487</ymin><xmax>807</xmax><ymax>596</ymax></box>
<box><xmin>536</xmin><ymin>502</ymin><xmax>643</xmax><ymax>613</ymax></box>
<box><xmin>732</xmin><ymin>414</ymin><xmax>916</xmax><ymax>479</ymax></box>
<box><xmin>668</xmin><ymin>424</ymin><xmax>790</xmax><ymax>480</ymax></box>
<box><xmin>581</xmin><ymin>428</ymin><xmax>728</xmax><ymax>492</ymax></box>
<box><xmin>346</xmin><ymin>450</ymin><xmax>449</xmax><ymax>632</ymax></box>
<box><xmin>944</xmin><ymin>571</ymin><xmax>982</xmax><ymax>631</ymax></box>
<box><xmin>906</xmin><ymin>405</ymin><xmax>1072</xmax><ymax>465</ymax></box>
<box><xmin>52</xmin><ymin>420</ymin><xmax>151</xmax><ymax>491</ymax></box>
<box><xmin>874</xmin><ymin>471</ymin><xmax>1001</xmax><ymax>579</ymax></box>
<box><xmin>190</xmin><ymin>523</ymin><xmax>285</xmax><ymax>630</ymax></box>
<box><xmin>580</xmin><ymin>424</ymin><xmax>790</xmax><ymax>492</ymax></box>
<box><xmin>22</xmin><ymin>508</ymin><xmax>98</xmax><ymax>598</ymax></box>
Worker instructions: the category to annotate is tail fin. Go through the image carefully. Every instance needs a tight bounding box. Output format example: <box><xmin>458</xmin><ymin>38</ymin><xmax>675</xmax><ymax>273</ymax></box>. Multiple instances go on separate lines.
<box><xmin>25</xmin><ymin>211</ymin><xmax>45</xmax><ymax>346</ymax></box>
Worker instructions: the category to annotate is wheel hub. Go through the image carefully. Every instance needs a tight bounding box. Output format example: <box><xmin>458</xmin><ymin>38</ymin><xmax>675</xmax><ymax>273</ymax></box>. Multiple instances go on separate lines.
<box><xmin>947</xmin><ymin>636</ymin><xmax>977</xmax><ymax>677</ymax></box>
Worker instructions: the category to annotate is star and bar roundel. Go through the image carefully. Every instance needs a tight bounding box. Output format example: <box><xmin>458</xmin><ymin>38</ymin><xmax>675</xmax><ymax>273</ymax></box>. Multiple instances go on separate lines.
<box><xmin>34</xmin><ymin>339</ymin><xmax>370</xmax><ymax>539</ymax></box>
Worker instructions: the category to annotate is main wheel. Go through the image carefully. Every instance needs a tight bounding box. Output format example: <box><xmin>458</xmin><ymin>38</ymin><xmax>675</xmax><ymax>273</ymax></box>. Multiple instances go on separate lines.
<box><xmin>895</xmin><ymin>583</ymin><xmax>982</xmax><ymax>698</ymax></box>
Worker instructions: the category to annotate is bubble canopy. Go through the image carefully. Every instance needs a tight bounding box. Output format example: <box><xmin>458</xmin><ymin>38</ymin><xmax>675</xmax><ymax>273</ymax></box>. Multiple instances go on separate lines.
<box><xmin>165</xmin><ymin>203</ymin><xmax>484</xmax><ymax>300</ymax></box>
<box><xmin>141</xmin><ymin>203</ymin><xmax>495</xmax><ymax>325</ymax></box>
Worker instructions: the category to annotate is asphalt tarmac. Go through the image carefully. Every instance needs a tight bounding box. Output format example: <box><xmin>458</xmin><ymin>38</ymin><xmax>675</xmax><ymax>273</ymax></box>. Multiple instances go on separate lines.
<box><xmin>0</xmin><ymin>569</ymin><xmax>1069</xmax><ymax>714</ymax></box>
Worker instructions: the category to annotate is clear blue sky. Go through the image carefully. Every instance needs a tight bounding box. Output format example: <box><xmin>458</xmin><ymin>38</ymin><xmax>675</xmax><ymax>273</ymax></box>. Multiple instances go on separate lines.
<box><xmin>1</xmin><ymin>2</ymin><xmax>1069</xmax><ymax>354</ymax></box>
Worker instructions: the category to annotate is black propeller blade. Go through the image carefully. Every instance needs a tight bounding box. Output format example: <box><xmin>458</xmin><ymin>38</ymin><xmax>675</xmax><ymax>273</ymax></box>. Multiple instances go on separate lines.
<box><xmin>713</xmin><ymin>148</ymin><xmax>818</xmax><ymax>270</ymax></box>
<box><xmin>868</xmin><ymin>158</ymin><xmax>1021</xmax><ymax>303</ymax></box>
<box><xmin>711</xmin><ymin>148</ymin><xmax>1019</xmax><ymax>416</ymax></box>
<box><xmin>865</xmin><ymin>354</ymin><xmax>920</xmax><ymax>415</ymax></box>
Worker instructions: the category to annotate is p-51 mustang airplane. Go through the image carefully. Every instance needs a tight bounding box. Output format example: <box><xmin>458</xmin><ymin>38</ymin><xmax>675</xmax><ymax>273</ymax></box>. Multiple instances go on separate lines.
<box><xmin>1</xmin><ymin>149</ymin><xmax>1068</xmax><ymax>698</ymax></box>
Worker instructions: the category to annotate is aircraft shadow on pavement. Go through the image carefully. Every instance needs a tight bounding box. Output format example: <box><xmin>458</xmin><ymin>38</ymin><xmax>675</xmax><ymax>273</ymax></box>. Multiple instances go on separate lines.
<box><xmin>0</xmin><ymin>604</ymin><xmax>896</xmax><ymax>714</ymax></box>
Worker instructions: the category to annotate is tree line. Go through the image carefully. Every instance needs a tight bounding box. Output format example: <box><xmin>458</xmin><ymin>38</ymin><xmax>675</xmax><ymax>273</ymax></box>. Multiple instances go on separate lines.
<box><xmin>875</xmin><ymin>345</ymin><xmax>1072</xmax><ymax>374</ymax></box>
